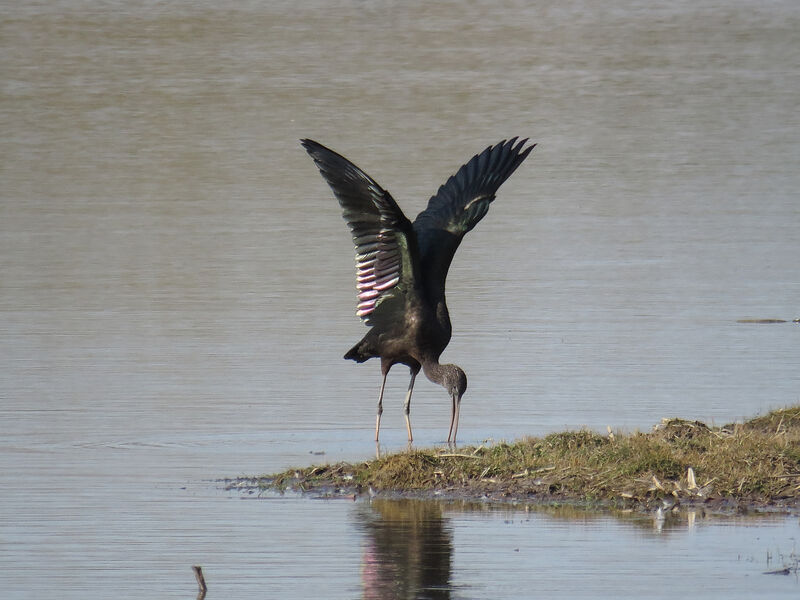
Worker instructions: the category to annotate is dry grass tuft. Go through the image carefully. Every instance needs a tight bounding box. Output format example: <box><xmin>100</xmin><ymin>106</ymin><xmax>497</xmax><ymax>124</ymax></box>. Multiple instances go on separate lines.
<box><xmin>253</xmin><ymin>406</ymin><xmax>800</xmax><ymax>511</ymax></box>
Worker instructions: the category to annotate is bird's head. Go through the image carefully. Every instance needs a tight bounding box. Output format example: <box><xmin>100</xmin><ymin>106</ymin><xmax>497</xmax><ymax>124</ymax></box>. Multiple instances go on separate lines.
<box><xmin>444</xmin><ymin>364</ymin><xmax>467</xmax><ymax>444</ymax></box>
<box><xmin>445</xmin><ymin>364</ymin><xmax>467</xmax><ymax>400</ymax></box>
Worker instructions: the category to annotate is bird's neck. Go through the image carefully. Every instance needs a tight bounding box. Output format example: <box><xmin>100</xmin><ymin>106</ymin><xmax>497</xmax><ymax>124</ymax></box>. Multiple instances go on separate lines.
<box><xmin>422</xmin><ymin>360</ymin><xmax>452</xmax><ymax>388</ymax></box>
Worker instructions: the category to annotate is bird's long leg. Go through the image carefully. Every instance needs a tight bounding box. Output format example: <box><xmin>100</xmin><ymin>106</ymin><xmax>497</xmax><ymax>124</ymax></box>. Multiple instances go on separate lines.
<box><xmin>403</xmin><ymin>368</ymin><xmax>419</xmax><ymax>443</ymax></box>
<box><xmin>375</xmin><ymin>368</ymin><xmax>390</xmax><ymax>442</ymax></box>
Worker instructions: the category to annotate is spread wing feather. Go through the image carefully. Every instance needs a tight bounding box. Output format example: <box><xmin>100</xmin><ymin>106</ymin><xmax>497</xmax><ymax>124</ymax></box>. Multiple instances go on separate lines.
<box><xmin>301</xmin><ymin>139</ymin><xmax>418</xmax><ymax>326</ymax></box>
<box><xmin>413</xmin><ymin>138</ymin><xmax>535</xmax><ymax>262</ymax></box>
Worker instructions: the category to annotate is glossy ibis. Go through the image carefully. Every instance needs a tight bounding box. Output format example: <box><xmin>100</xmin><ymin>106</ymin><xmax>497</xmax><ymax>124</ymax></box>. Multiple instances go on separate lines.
<box><xmin>301</xmin><ymin>138</ymin><xmax>535</xmax><ymax>443</ymax></box>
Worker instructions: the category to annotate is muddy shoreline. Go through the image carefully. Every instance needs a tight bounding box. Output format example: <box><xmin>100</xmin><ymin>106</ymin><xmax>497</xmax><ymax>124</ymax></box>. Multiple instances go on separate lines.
<box><xmin>225</xmin><ymin>475</ymin><xmax>800</xmax><ymax>517</ymax></box>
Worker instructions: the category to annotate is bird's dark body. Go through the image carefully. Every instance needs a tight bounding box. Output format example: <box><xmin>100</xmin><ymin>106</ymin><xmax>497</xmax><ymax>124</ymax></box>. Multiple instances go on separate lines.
<box><xmin>344</xmin><ymin>275</ymin><xmax>449</xmax><ymax>368</ymax></box>
<box><xmin>301</xmin><ymin>137</ymin><xmax>535</xmax><ymax>442</ymax></box>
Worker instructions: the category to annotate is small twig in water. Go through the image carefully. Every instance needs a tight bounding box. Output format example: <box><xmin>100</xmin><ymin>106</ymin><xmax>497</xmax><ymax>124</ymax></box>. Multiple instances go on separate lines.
<box><xmin>193</xmin><ymin>565</ymin><xmax>207</xmax><ymax>597</ymax></box>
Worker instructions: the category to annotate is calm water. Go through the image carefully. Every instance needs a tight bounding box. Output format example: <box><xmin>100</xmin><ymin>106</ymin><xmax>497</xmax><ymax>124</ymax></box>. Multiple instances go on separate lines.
<box><xmin>1</xmin><ymin>0</ymin><xmax>799</xmax><ymax>598</ymax></box>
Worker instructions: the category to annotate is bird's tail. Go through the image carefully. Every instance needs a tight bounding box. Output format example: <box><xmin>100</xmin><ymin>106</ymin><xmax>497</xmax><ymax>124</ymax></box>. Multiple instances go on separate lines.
<box><xmin>344</xmin><ymin>340</ymin><xmax>373</xmax><ymax>363</ymax></box>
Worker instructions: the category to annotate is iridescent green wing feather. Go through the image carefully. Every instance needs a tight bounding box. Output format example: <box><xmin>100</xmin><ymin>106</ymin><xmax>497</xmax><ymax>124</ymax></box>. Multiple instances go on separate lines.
<box><xmin>413</xmin><ymin>138</ymin><xmax>535</xmax><ymax>281</ymax></box>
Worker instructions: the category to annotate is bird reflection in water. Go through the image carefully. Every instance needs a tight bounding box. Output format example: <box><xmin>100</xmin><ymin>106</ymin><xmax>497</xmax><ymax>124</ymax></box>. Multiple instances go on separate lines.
<box><xmin>358</xmin><ymin>499</ymin><xmax>453</xmax><ymax>599</ymax></box>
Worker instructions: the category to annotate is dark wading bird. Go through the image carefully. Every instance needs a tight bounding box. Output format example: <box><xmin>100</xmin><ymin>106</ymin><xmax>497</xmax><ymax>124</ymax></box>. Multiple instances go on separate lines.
<box><xmin>301</xmin><ymin>138</ymin><xmax>535</xmax><ymax>444</ymax></box>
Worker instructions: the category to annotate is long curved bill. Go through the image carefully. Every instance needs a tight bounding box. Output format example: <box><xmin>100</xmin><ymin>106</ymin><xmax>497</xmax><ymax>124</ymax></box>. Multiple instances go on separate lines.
<box><xmin>447</xmin><ymin>393</ymin><xmax>461</xmax><ymax>444</ymax></box>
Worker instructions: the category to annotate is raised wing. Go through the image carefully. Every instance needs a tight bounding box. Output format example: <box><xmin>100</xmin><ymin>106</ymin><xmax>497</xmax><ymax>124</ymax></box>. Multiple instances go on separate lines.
<box><xmin>301</xmin><ymin>139</ymin><xmax>419</xmax><ymax>326</ymax></box>
<box><xmin>412</xmin><ymin>138</ymin><xmax>535</xmax><ymax>294</ymax></box>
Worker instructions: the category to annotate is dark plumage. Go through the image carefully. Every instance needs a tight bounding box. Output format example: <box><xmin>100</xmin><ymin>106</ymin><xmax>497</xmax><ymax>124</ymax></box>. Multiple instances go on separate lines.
<box><xmin>301</xmin><ymin>138</ymin><xmax>535</xmax><ymax>443</ymax></box>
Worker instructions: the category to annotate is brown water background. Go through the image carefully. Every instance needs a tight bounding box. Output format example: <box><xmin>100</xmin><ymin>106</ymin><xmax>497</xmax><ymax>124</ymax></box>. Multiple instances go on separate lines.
<box><xmin>1</xmin><ymin>1</ymin><xmax>799</xmax><ymax>597</ymax></box>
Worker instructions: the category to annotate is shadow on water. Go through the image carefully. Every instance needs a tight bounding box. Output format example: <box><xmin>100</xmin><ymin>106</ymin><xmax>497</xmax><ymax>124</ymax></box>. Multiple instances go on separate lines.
<box><xmin>356</xmin><ymin>499</ymin><xmax>453</xmax><ymax>599</ymax></box>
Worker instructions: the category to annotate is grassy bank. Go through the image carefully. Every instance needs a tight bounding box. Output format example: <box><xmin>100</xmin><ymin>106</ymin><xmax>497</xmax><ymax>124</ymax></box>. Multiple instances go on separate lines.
<box><xmin>238</xmin><ymin>407</ymin><xmax>800</xmax><ymax>512</ymax></box>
